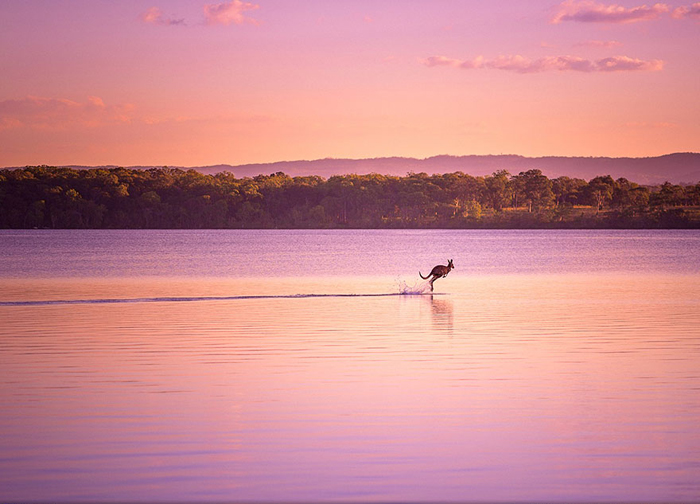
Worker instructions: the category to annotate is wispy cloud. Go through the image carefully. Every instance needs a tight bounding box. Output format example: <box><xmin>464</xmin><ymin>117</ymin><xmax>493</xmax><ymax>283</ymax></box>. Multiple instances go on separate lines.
<box><xmin>422</xmin><ymin>54</ymin><xmax>663</xmax><ymax>73</ymax></box>
<box><xmin>672</xmin><ymin>2</ymin><xmax>700</xmax><ymax>19</ymax></box>
<box><xmin>204</xmin><ymin>0</ymin><xmax>260</xmax><ymax>26</ymax></box>
<box><xmin>552</xmin><ymin>0</ymin><xmax>670</xmax><ymax>23</ymax></box>
<box><xmin>422</xmin><ymin>56</ymin><xmax>465</xmax><ymax>68</ymax></box>
<box><xmin>596</xmin><ymin>55</ymin><xmax>664</xmax><ymax>71</ymax></box>
<box><xmin>0</xmin><ymin>96</ymin><xmax>134</xmax><ymax>131</ymax></box>
<box><xmin>141</xmin><ymin>6</ymin><xmax>186</xmax><ymax>26</ymax></box>
<box><xmin>574</xmin><ymin>40</ymin><xmax>623</xmax><ymax>48</ymax></box>
<box><xmin>488</xmin><ymin>55</ymin><xmax>597</xmax><ymax>73</ymax></box>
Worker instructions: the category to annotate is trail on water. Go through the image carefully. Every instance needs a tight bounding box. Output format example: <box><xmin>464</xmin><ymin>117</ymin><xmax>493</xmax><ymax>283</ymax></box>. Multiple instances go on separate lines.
<box><xmin>0</xmin><ymin>285</ymin><xmax>439</xmax><ymax>307</ymax></box>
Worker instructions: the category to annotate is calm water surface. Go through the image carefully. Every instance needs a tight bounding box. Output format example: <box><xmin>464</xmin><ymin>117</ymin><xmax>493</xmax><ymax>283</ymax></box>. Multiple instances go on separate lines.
<box><xmin>1</xmin><ymin>230</ymin><xmax>699</xmax><ymax>502</ymax></box>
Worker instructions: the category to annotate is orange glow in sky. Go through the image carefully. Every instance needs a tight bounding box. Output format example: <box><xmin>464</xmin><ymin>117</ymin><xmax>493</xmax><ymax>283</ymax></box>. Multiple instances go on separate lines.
<box><xmin>1</xmin><ymin>1</ymin><xmax>698</xmax><ymax>167</ymax></box>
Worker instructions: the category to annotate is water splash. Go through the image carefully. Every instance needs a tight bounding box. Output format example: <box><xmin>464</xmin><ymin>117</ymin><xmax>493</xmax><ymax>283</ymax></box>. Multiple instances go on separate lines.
<box><xmin>396</xmin><ymin>278</ymin><xmax>432</xmax><ymax>295</ymax></box>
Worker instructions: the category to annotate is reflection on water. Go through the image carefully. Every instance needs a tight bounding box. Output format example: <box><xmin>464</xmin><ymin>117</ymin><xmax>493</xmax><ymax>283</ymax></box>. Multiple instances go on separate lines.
<box><xmin>429</xmin><ymin>296</ymin><xmax>454</xmax><ymax>334</ymax></box>
<box><xmin>2</xmin><ymin>273</ymin><xmax>699</xmax><ymax>502</ymax></box>
<box><xmin>2</xmin><ymin>230</ymin><xmax>700</xmax><ymax>502</ymax></box>
<box><xmin>2</xmin><ymin>229</ymin><xmax>700</xmax><ymax>278</ymax></box>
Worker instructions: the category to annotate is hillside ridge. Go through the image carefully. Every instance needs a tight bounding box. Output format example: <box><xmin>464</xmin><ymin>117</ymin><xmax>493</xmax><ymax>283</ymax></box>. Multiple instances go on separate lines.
<box><xmin>5</xmin><ymin>152</ymin><xmax>699</xmax><ymax>185</ymax></box>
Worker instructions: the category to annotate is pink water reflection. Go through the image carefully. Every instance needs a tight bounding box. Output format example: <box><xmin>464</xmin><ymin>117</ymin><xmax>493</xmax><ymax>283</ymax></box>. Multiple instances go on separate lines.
<box><xmin>1</xmin><ymin>274</ymin><xmax>699</xmax><ymax>501</ymax></box>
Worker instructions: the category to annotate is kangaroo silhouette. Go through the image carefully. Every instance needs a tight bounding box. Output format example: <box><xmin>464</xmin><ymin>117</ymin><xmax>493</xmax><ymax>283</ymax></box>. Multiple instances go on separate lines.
<box><xmin>419</xmin><ymin>259</ymin><xmax>454</xmax><ymax>292</ymax></box>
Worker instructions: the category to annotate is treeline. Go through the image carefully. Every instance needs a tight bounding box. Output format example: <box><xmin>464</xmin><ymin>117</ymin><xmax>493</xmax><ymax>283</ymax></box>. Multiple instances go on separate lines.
<box><xmin>1</xmin><ymin>166</ymin><xmax>699</xmax><ymax>229</ymax></box>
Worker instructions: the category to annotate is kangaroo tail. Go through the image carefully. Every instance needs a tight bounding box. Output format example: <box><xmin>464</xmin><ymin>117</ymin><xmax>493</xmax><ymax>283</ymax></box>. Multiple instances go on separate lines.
<box><xmin>419</xmin><ymin>271</ymin><xmax>429</xmax><ymax>280</ymax></box>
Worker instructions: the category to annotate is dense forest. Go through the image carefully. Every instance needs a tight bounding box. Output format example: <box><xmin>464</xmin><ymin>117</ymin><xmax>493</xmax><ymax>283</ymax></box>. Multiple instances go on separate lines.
<box><xmin>1</xmin><ymin>166</ymin><xmax>699</xmax><ymax>229</ymax></box>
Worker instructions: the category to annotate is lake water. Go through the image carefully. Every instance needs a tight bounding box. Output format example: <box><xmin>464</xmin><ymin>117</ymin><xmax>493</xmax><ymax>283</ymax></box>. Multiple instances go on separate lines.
<box><xmin>1</xmin><ymin>230</ymin><xmax>699</xmax><ymax>502</ymax></box>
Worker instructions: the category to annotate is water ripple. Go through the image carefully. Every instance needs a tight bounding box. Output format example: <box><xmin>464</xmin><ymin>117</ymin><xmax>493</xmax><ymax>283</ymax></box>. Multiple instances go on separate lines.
<box><xmin>0</xmin><ymin>291</ymin><xmax>441</xmax><ymax>307</ymax></box>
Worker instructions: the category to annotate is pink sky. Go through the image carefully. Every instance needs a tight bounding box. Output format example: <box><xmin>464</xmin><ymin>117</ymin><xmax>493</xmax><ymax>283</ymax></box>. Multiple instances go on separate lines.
<box><xmin>1</xmin><ymin>0</ymin><xmax>698</xmax><ymax>167</ymax></box>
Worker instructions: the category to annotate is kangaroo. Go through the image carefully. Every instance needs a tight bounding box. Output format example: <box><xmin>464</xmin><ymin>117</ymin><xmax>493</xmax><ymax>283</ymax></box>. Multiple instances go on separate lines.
<box><xmin>419</xmin><ymin>259</ymin><xmax>454</xmax><ymax>292</ymax></box>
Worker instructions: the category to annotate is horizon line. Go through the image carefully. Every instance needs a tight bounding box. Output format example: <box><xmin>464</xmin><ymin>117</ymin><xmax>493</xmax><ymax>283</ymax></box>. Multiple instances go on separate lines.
<box><xmin>2</xmin><ymin>151</ymin><xmax>699</xmax><ymax>170</ymax></box>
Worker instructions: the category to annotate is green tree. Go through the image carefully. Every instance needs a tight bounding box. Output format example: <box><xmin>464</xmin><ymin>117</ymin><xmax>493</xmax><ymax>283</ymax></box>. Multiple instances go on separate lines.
<box><xmin>552</xmin><ymin>176</ymin><xmax>587</xmax><ymax>207</ymax></box>
<box><xmin>484</xmin><ymin>170</ymin><xmax>511</xmax><ymax>211</ymax></box>
<box><xmin>586</xmin><ymin>176</ymin><xmax>615</xmax><ymax>211</ymax></box>
<box><xmin>2</xmin><ymin>166</ymin><xmax>699</xmax><ymax>229</ymax></box>
<box><xmin>515</xmin><ymin>169</ymin><xmax>554</xmax><ymax>212</ymax></box>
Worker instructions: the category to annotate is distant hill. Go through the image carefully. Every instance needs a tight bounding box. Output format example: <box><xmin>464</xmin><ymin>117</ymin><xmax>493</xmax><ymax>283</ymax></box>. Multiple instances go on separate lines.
<box><xmin>6</xmin><ymin>153</ymin><xmax>700</xmax><ymax>185</ymax></box>
<box><xmin>202</xmin><ymin>153</ymin><xmax>700</xmax><ymax>185</ymax></box>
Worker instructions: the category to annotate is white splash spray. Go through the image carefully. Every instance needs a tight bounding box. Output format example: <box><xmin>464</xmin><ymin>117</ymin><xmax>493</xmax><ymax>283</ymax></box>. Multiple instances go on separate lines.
<box><xmin>396</xmin><ymin>277</ymin><xmax>432</xmax><ymax>295</ymax></box>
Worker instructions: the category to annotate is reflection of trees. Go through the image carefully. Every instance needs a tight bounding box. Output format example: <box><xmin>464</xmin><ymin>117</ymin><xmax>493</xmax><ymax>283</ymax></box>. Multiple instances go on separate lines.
<box><xmin>1</xmin><ymin>165</ymin><xmax>699</xmax><ymax>229</ymax></box>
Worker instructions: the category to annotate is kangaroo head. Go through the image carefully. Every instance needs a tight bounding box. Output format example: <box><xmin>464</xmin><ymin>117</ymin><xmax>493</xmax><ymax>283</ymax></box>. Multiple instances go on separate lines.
<box><xmin>448</xmin><ymin>259</ymin><xmax>454</xmax><ymax>269</ymax></box>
